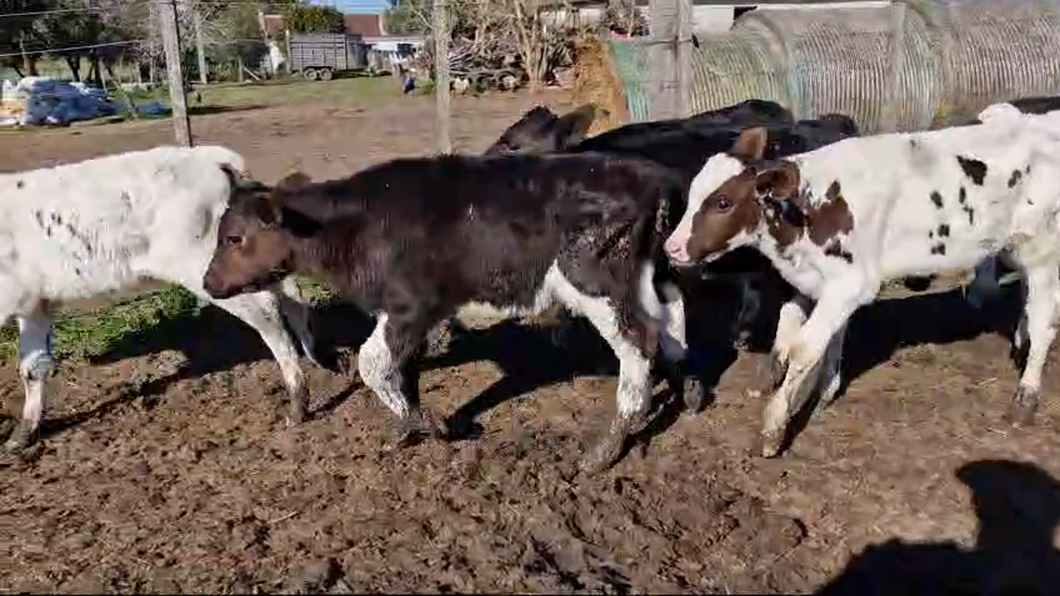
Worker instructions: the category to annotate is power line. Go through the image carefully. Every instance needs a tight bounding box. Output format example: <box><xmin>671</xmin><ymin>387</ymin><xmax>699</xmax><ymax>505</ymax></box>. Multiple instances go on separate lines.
<box><xmin>0</xmin><ymin>39</ymin><xmax>145</xmax><ymax>59</ymax></box>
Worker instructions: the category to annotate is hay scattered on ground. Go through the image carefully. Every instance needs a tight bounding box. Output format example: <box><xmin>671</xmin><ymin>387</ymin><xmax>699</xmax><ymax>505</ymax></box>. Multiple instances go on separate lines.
<box><xmin>573</xmin><ymin>37</ymin><xmax>630</xmax><ymax>135</ymax></box>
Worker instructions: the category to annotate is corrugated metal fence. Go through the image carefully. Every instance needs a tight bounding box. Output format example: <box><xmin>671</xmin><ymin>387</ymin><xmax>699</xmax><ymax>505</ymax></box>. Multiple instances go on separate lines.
<box><xmin>610</xmin><ymin>0</ymin><xmax>1060</xmax><ymax>133</ymax></box>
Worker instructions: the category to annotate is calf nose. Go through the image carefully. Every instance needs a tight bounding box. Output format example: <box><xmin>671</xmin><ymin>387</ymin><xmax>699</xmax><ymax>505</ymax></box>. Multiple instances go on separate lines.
<box><xmin>665</xmin><ymin>237</ymin><xmax>690</xmax><ymax>264</ymax></box>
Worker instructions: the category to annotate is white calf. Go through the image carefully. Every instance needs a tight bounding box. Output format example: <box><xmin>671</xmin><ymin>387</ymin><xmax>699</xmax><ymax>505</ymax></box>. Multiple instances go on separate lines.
<box><xmin>0</xmin><ymin>146</ymin><xmax>322</xmax><ymax>460</ymax></box>
<box><xmin>665</xmin><ymin>108</ymin><xmax>1060</xmax><ymax>456</ymax></box>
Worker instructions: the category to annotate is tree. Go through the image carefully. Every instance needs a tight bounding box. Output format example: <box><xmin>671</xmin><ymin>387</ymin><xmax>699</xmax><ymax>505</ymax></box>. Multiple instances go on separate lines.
<box><xmin>0</xmin><ymin>0</ymin><xmax>48</xmax><ymax>76</ymax></box>
<box><xmin>384</xmin><ymin>0</ymin><xmax>429</xmax><ymax>35</ymax></box>
<box><xmin>282</xmin><ymin>2</ymin><xmax>345</xmax><ymax>34</ymax></box>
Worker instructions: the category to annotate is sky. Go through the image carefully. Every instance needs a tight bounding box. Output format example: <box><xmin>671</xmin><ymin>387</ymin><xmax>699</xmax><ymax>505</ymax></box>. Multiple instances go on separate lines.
<box><xmin>308</xmin><ymin>0</ymin><xmax>389</xmax><ymax>14</ymax></box>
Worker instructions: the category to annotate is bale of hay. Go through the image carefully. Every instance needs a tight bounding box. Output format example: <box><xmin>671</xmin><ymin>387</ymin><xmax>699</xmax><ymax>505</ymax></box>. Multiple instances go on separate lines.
<box><xmin>572</xmin><ymin>36</ymin><xmax>630</xmax><ymax>135</ymax></box>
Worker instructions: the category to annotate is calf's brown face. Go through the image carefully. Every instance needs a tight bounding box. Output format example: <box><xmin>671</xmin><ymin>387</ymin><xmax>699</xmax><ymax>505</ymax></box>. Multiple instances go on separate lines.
<box><xmin>203</xmin><ymin>170</ymin><xmax>311</xmax><ymax>300</ymax></box>
<box><xmin>665</xmin><ymin>126</ymin><xmax>802</xmax><ymax>266</ymax></box>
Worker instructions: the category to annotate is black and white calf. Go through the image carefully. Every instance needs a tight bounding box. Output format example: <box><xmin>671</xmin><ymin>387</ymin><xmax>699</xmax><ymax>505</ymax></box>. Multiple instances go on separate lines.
<box><xmin>0</xmin><ymin>146</ymin><xmax>328</xmax><ymax>462</ymax></box>
<box><xmin>665</xmin><ymin>105</ymin><xmax>1060</xmax><ymax>457</ymax></box>
<box><xmin>202</xmin><ymin>152</ymin><xmax>694</xmax><ymax>473</ymax></box>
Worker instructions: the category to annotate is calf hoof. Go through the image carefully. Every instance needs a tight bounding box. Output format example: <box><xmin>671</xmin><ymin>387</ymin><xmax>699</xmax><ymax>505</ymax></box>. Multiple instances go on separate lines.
<box><xmin>1005</xmin><ymin>386</ymin><xmax>1039</xmax><ymax>427</ymax></box>
<box><xmin>759</xmin><ymin>429</ymin><xmax>785</xmax><ymax>458</ymax></box>
<box><xmin>0</xmin><ymin>418</ymin><xmax>16</xmax><ymax>442</ymax></box>
<box><xmin>285</xmin><ymin>396</ymin><xmax>308</xmax><ymax>427</ymax></box>
<box><xmin>393</xmin><ymin>410</ymin><xmax>446</xmax><ymax>449</ymax></box>
<box><xmin>580</xmin><ymin>421</ymin><xmax>635</xmax><ymax>475</ymax></box>
<box><xmin>0</xmin><ymin>424</ymin><xmax>41</xmax><ymax>465</ymax></box>
<box><xmin>682</xmin><ymin>379</ymin><xmax>705</xmax><ymax>415</ymax></box>
<box><xmin>424</xmin><ymin>326</ymin><xmax>454</xmax><ymax>359</ymax></box>
<box><xmin>732</xmin><ymin>334</ymin><xmax>751</xmax><ymax>352</ymax></box>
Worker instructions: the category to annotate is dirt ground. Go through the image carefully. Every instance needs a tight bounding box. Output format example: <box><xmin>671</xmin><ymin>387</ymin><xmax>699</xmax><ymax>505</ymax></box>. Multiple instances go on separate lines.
<box><xmin>3</xmin><ymin>83</ymin><xmax>1060</xmax><ymax>594</ymax></box>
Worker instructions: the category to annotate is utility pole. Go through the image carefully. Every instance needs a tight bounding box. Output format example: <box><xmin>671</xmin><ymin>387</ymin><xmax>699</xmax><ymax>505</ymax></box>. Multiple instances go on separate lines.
<box><xmin>432</xmin><ymin>0</ymin><xmax>451</xmax><ymax>153</ymax></box>
<box><xmin>194</xmin><ymin>5</ymin><xmax>208</xmax><ymax>84</ymax></box>
<box><xmin>160</xmin><ymin>0</ymin><xmax>193</xmax><ymax>147</ymax></box>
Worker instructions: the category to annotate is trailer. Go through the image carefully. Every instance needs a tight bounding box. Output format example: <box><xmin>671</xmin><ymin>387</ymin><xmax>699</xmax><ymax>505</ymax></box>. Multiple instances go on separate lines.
<box><xmin>287</xmin><ymin>33</ymin><xmax>369</xmax><ymax>81</ymax></box>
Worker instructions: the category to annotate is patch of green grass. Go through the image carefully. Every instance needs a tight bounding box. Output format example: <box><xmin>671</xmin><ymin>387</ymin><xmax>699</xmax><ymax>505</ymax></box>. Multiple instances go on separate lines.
<box><xmin>196</xmin><ymin>74</ymin><xmax>398</xmax><ymax>109</ymax></box>
<box><xmin>0</xmin><ymin>286</ymin><xmax>202</xmax><ymax>362</ymax></box>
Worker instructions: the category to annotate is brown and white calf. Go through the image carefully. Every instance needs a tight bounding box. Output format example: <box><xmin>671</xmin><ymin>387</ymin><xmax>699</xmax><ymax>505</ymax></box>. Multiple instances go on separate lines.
<box><xmin>664</xmin><ymin>108</ymin><xmax>1060</xmax><ymax>457</ymax></box>
<box><xmin>202</xmin><ymin>152</ymin><xmax>693</xmax><ymax>473</ymax></box>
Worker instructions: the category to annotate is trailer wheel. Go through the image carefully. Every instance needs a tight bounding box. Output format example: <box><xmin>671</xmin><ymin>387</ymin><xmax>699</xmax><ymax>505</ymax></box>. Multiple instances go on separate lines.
<box><xmin>318</xmin><ymin>68</ymin><xmax>334</xmax><ymax>81</ymax></box>
<box><xmin>303</xmin><ymin>68</ymin><xmax>319</xmax><ymax>81</ymax></box>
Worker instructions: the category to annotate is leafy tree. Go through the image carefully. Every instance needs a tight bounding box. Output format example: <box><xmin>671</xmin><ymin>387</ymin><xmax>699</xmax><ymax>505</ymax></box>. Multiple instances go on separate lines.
<box><xmin>0</xmin><ymin>0</ymin><xmax>48</xmax><ymax>76</ymax></box>
<box><xmin>384</xmin><ymin>0</ymin><xmax>429</xmax><ymax>35</ymax></box>
<box><xmin>282</xmin><ymin>2</ymin><xmax>345</xmax><ymax>34</ymax></box>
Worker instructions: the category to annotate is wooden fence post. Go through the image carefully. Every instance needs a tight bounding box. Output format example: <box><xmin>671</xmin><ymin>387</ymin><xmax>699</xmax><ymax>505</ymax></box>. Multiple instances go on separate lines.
<box><xmin>433</xmin><ymin>0</ymin><xmax>452</xmax><ymax>153</ymax></box>
<box><xmin>880</xmin><ymin>0</ymin><xmax>907</xmax><ymax>133</ymax></box>
<box><xmin>159</xmin><ymin>0</ymin><xmax>192</xmax><ymax>147</ymax></box>
<box><xmin>649</xmin><ymin>0</ymin><xmax>692</xmax><ymax>120</ymax></box>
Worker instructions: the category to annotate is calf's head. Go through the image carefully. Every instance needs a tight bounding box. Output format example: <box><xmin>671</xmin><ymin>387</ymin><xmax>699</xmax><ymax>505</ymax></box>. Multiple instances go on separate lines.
<box><xmin>664</xmin><ymin>126</ymin><xmax>804</xmax><ymax>267</ymax></box>
<box><xmin>203</xmin><ymin>169</ymin><xmax>317</xmax><ymax>300</ymax></box>
<box><xmin>484</xmin><ymin>103</ymin><xmax>598</xmax><ymax>155</ymax></box>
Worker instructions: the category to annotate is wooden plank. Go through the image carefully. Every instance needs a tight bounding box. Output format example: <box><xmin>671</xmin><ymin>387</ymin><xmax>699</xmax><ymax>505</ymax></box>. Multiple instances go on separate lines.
<box><xmin>159</xmin><ymin>0</ymin><xmax>192</xmax><ymax>147</ymax></box>
<box><xmin>433</xmin><ymin>0</ymin><xmax>451</xmax><ymax>153</ymax></box>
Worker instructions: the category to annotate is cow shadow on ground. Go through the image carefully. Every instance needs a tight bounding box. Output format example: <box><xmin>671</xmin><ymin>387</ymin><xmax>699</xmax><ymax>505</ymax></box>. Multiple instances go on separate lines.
<box><xmin>75</xmin><ymin>275</ymin><xmax>1018</xmax><ymax>450</ymax></box>
<box><xmin>778</xmin><ymin>281</ymin><xmax>1022</xmax><ymax>452</ymax></box>
<box><xmin>815</xmin><ymin>459</ymin><xmax>1060</xmax><ymax>595</ymax></box>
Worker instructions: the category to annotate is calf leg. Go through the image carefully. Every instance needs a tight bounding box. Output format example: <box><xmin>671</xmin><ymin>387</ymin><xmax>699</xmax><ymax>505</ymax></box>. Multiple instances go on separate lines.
<box><xmin>812</xmin><ymin>320</ymin><xmax>848</xmax><ymax>419</ymax></box>
<box><xmin>757</xmin><ymin>293</ymin><xmax>812</xmax><ymax>395</ymax></box>
<box><xmin>554</xmin><ymin>266</ymin><xmax>655</xmax><ymax>473</ymax></box>
<box><xmin>274</xmin><ymin>277</ymin><xmax>340</xmax><ymax>373</ymax></box>
<box><xmin>194</xmin><ymin>288</ymin><xmax>309</xmax><ymax>425</ymax></box>
<box><xmin>1</xmin><ymin>303</ymin><xmax>53</xmax><ymax>462</ymax></box>
<box><xmin>762</xmin><ymin>283</ymin><xmax>867</xmax><ymax>457</ymax></box>
<box><xmin>359</xmin><ymin>312</ymin><xmax>445</xmax><ymax>446</ymax></box>
<box><xmin>1005</xmin><ymin>264</ymin><xmax>1060</xmax><ymax>426</ymax></box>
<box><xmin>654</xmin><ymin>281</ymin><xmax>703</xmax><ymax>413</ymax></box>
<box><xmin>732</xmin><ymin>274</ymin><xmax>762</xmax><ymax>350</ymax></box>
<box><xmin>966</xmin><ymin>257</ymin><xmax>1003</xmax><ymax>310</ymax></box>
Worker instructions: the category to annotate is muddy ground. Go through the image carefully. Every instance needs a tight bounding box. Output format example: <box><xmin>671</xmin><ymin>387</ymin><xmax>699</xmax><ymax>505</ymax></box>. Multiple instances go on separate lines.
<box><xmin>3</xmin><ymin>82</ymin><xmax>1060</xmax><ymax>594</ymax></box>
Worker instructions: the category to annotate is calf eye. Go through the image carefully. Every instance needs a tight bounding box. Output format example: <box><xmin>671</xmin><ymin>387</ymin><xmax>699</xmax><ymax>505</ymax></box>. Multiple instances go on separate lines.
<box><xmin>225</xmin><ymin>234</ymin><xmax>244</xmax><ymax>247</ymax></box>
<box><xmin>715</xmin><ymin>197</ymin><xmax>733</xmax><ymax>211</ymax></box>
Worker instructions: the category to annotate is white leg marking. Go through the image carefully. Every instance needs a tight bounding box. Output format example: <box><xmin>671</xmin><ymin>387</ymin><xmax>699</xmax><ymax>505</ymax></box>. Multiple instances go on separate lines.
<box><xmin>1015</xmin><ymin>265</ymin><xmax>1059</xmax><ymax>395</ymax></box>
<box><xmin>550</xmin><ymin>265</ymin><xmax>652</xmax><ymax>420</ymax></box>
<box><xmin>638</xmin><ymin>263</ymin><xmax>687</xmax><ymax>363</ymax></box>
<box><xmin>358</xmin><ymin>313</ymin><xmax>411</xmax><ymax>419</ymax></box>
<box><xmin>9</xmin><ymin>305</ymin><xmax>53</xmax><ymax>449</ymax></box>
<box><xmin>773</xmin><ymin>294</ymin><xmax>811</xmax><ymax>359</ymax></box>
<box><xmin>195</xmin><ymin>288</ymin><xmax>308</xmax><ymax>421</ymax></box>
<box><xmin>763</xmin><ymin>281</ymin><xmax>868</xmax><ymax>455</ymax></box>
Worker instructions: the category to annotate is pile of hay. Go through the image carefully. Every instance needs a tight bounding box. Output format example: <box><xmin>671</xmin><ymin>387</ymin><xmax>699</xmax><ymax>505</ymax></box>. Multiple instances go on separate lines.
<box><xmin>572</xmin><ymin>36</ymin><xmax>630</xmax><ymax>136</ymax></box>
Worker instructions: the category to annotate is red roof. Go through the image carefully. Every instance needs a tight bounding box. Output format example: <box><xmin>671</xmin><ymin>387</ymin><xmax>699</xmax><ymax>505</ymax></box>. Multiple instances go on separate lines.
<box><xmin>259</xmin><ymin>13</ymin><xmax>383</xmax><ymax>38</ymax></box>
<box><xmin>344</xmin><ymin>14</ymin><xmax>383</xmax><ymax>37</ymax></box>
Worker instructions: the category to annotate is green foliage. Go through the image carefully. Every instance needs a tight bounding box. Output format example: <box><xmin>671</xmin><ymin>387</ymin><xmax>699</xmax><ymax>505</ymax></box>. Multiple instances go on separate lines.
<box><xmin>206</xmin><ymin>3</ymin><xmax>270</xmax><ymax>73</ymax></box>
<box><xmin>0</xmin><ymin>286</ymin><xmax>202</xmax><ymax>362</ymax></box>
<box><xmin>383</xmin><ymin>0</ymin><xmax>428</xmax><ymax>35</ymax></box>
<box><xmin>282</xmin><ymin>2</ymin><xmax>346</xmax><ymax>34</ymax></box>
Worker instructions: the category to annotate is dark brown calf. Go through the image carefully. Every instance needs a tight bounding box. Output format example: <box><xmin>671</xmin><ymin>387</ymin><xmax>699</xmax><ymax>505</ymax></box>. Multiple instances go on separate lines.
<box><xmin>204</xmin><ymin>151</ymin><xmax>695</xmax><ymax>473</ymax></box>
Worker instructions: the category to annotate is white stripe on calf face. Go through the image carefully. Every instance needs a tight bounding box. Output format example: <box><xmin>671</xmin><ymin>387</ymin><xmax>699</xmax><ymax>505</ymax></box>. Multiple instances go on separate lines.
<box><xmin>665</xmin><ymin>154</ymin><xmax>747</xmax><ymax>265</ymax></box>
<box><xmin>358</xmin><ymin>313</ymin><xmax>411</xmax><ymax>419</ymax></box>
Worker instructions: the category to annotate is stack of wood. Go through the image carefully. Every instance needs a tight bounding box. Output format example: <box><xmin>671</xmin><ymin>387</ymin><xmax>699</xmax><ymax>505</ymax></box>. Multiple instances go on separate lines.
<box><xmin>417</xmin><ymin>35</ymin><xmax>525</xmax><ymax>93</ymax></box>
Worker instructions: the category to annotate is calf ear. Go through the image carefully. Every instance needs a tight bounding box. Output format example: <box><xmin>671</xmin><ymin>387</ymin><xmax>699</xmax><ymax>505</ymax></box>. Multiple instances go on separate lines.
<box><xmin>731</xmin><ymin>127</ymin><xmax>769</xmax><ymax>161</ymax></box>
<box><xmin>756</xmin><ymin>160</ymin><xmax>800</xmax><ymax>199</ymax></box>
<box><xmin>551</xmin><ymin>103</ymin><xmax>597</xmax><ymax>148</ymax></box>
